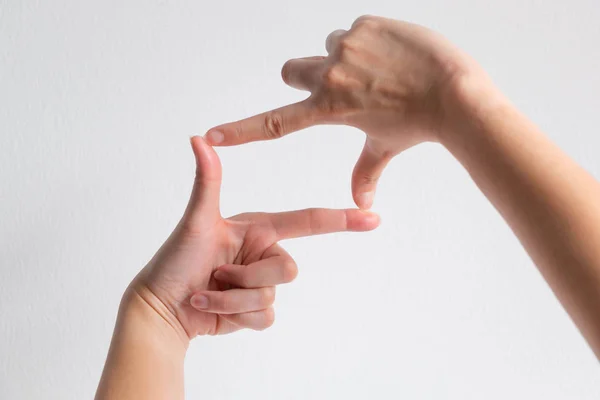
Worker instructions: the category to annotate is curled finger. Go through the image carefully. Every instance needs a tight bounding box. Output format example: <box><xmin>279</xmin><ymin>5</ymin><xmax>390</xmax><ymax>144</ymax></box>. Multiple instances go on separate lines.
<box><xmin>189</xmin><ymin>287</ymin><xmax>276</xmax><ymax>314</ymax></box>
<box><xmin>221</xmin><ymin>307</ymin><xmax>276</xmax><ymax>331</ymax></box>
<box><xmin>214</xmin><ymin>244</ymin><xmax>298</xmax><ymax>288</ymax></box>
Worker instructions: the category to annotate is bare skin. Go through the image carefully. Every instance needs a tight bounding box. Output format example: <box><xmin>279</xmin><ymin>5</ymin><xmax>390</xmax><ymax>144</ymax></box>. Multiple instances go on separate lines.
<box><xmin>97</xmin><ymin>15</ymin><xmax>600</xmax><ymax>399</ymax></box>
<box><xmin>206</xmin><ymin>16</ymin><xmax>600</xmax><ymax>358</ymax></box>
<box><xmin>95</xmin><ymin>137</ymin><xmax>379</xmax><ymax>399</ymax></box>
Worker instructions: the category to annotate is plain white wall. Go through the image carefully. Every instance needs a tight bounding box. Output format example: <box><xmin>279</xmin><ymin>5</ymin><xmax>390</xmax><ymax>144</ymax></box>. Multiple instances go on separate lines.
<box><xmin>1</xmin><ymin>1</ymin><xmax>599</xmax><ymax>399</ymax></box>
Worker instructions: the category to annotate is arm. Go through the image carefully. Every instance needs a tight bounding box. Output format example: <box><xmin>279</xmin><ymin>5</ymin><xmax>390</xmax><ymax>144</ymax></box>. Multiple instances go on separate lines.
<box><xmin>95</xmin><ymin>288</ymin><xmax>187</xmax><ymax>400</ymax></box>
<box><xmin>206</xmin><ymin>15</ymin><xmax>600</xmax><ymax>357</ymax></box>
<box><xmin>442</xmin><ymin>78</ymin><xmax>600</xmax><ymax>357</ymax></box>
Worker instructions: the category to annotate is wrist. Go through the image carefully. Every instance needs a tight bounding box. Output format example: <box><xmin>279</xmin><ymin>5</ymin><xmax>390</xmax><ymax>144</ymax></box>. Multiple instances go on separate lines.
<box><xmin>120</xmin><ymin>283</ymin><xmax>190</xmax><ymax>350</ymax></box>
<box><xmin>438</xmin><ymin>71</ymin><xmax>511</xmax><ymax>148</ymax></box>
<box><xmin>96</xmin><ymin>283</ymin><xmax>187</xmax><ymax>399</ymax></box>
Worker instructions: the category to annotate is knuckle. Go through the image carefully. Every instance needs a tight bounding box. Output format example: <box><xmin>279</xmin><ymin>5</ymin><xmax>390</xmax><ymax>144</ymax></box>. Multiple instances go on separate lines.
<box><xmin>261</xmin><ymin>287</ymin><xmax>276</xmax><ymax>306</ymax></box>
<box><xmin>228</xmin><ymin>122</ymin><xmax>243</xmax><ymax>142</ymax></box>
<box><xmin>352</xmin><ymin>15</ymin><xmax>368</xmax><ymax>26</ymax></box>
<box><xmin>262</xmin><ymin>111</ymin><xmax>285</xmax><ymax>139</ymax></box>
<box><xmin>322</xmin><ymin>66</ymin><xmax>345</xmax><ymax>88</ymax></box>
<box><xmin>337</xmin><ymin>37</ymin><xmax>355</xmax><ymax>53</ymax></box>
<box><xmin>352</xmin><ymin>17</ymin><xmax>380</xmax><ymax>35</ymax></box>
<box><xmin>258</xmin><ymin>308</ymin><xmax>276</xmax><ymax>330</ymax></box>
<box><xmin>177</xmin><ymin>217</ymin><xmax>206</xmax><ymax>239</ymax></box>
<box><xmin>237</xmin><ymin>271</ymin><xmax>252</xmax><ymax>288</ymax></box>
<box><xmin>357</xmin><ymin>173</ymin><xmax>379</xmax><ymax>185</ymax></box>
<box><xmin>306</xmin><ymin>208</ymin><xmax>318</xmax><ymax>234</ymax></box>
<box><xmin>281</xmin><ymin>259</ymin><xmax>299</xmax><ymax>283</ymax></box>
<box><xmin>361</xmin><ymin>18</ymin><xmax>380</xmax><ymax>31</ymax></box>
<box><xmin>353</xmin><ymin>15</ymin><xmax>375</xmax><ymax>27</ymax></box>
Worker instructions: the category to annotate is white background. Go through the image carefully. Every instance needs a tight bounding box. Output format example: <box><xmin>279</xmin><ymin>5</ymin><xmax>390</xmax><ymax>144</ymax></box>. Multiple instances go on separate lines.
<box><xmin>1</xmin><ymin>1</ymin><xmax>600</xmax><ymax>399</ymax></box>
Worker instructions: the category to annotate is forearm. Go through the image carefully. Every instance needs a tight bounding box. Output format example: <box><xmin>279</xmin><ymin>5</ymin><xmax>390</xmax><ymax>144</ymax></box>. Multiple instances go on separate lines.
<box><xmin>95</xmin><ymin>285</ymin><xmax>189</xmax><ymax>400</ymax></box>
<box><xmin>441</xmin><ymin>76</ymin><xmax>600</xmax><ymax>357</ymax></box>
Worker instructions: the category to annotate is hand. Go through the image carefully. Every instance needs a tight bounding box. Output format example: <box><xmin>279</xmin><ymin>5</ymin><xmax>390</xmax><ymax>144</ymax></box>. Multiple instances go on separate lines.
<box><xmin>204</xmin><ymin>15</ymin><xmax>485</xmax><ymax>209</ymax></box>
<box><xmin>130</xmin><ymin>136</ymin><xmax>380</xmax><ymax>339</ymax></box>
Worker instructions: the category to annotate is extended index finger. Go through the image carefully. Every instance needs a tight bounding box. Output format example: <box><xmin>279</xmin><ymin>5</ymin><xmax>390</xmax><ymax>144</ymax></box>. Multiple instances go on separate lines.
<box><xmin>267</xmin><ymin>208</ymin><xmax>380</xmax><ymax>240</ymax></box>
<box><xmin>205</xmin><ymin>100</ymin><xmax>320</xmax><ymax>146</ymax></box>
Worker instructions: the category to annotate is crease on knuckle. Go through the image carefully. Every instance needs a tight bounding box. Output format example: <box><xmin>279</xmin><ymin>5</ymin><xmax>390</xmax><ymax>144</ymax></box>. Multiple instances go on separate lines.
<box><xmin>306</xmin><ymin>208</ymin><xmax>318</xmax><ymax>235</ymax></box>
<box><xmin>177</xmin><ymin>219</ymin><xmax>203</xmax><ymax>238</ymax></box>
<box><xmin>357</xmin><ymin>173</ymin><xmax>379</xmax><ymax>186</ymax></box>
<box><xmin>228</xmin><ymin>121</ymin><xmax>244</xmax><ymax>142</ymax></box>
<box><xmin>262</xmin><ymin>112</ymin><xmax>285</xmax><ymax>139</ymax></box>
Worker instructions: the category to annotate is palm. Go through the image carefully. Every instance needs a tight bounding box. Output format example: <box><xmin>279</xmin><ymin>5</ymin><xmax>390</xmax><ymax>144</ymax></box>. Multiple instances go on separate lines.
<box><xmin>165</xmin><ymin>216</ymin><xmax>281</xmax><ymax>337</ymax></box>
<box><xmin>135</xmin><ymin>137</ymin><xmax>379</xmax><ymax>338</ymax></box>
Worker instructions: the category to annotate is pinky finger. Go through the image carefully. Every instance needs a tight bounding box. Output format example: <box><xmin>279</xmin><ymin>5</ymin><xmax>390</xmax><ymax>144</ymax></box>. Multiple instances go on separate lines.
<box><xmin>222</xmin><ymin>307</ymin><xmax>276</xmax><ymax>331</ymax></box>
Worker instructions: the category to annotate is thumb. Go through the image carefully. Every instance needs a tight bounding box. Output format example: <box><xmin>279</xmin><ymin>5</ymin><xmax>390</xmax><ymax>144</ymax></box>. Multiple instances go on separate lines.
<box><xmin>351</xmin><ymin>140</ymin><xmax>393</xmax><ymax>209</ymax></box>
<box><xmin>182</xmin><ymin>136</ymin><xmax>222</xmax><ymax>225</ymax></box>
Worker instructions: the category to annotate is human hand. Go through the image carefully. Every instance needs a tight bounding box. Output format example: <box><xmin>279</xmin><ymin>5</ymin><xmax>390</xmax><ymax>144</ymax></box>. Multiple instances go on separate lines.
<box><xmin>204</xmin><ymin>15</ymin><xmax>487</xmax><ymax>209</ymax></box>
<box><xmin>130</xmin><ymin>136</ymin><xmax>380</xmax><ymax>340</ymax></box>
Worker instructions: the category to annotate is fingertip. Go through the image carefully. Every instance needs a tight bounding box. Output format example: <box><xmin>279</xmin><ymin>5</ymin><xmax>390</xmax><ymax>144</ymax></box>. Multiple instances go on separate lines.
<box><xmin>213</xmin><ymin>266</ymin><xmax>233</xmax><ymax>281</ymax></box>
<box><xmin>355</xmin><ymin>191</ymin><xmax>374</xmax><ymax>210</ymax></box>
<box><xmin>190</xmin><ymin>133</ymin><xmax>203</xmax><ymax>148</ymax></box>
<box><xmin>191</xmin><ymin>134</ymin><xmax>218</xmax><ymax>158</ymax></box>
<box><xmin>189</xmin><ymin>135</ymin><xmax>205</xmax><ymax>163</ymax></box>
<box><xmin>346</xmin><ymin>209</ymin><xmax>381</xmax><ymax>231</ymax></box>
<box><xmin>213</xmin><ymin>270</ymin><xmax>226</xmax><ymax>281</ymax></box>
<box><xmin>204</xmin><ymin>129</ymin><xmax>224</xmax><ymax>145</ymax></box>
<box><xmin>362</xmin><ymin>211</ymin><xmax>381</xmax><ymax>231</ymax></box>
<box><xmin>190</xmin><ymin>134</ymin><xmax>221</xmax><ymax>173</ymax></box>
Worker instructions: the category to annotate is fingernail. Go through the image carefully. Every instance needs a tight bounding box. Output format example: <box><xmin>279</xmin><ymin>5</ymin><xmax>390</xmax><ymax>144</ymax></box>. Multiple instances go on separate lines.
<box><xmin>204</xmin><ymin>130</ymin><xmax>224</xmax><ymax>144</ymax></box>
<box><xmin>357</xmin><ymin>192</ymin><xmax>374</xmax><ymax>209</ymax></box>
<box><xmin>190</xmin><ymin>295</ymin><xmax>209</xmax><ymax>309</ymax></box>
